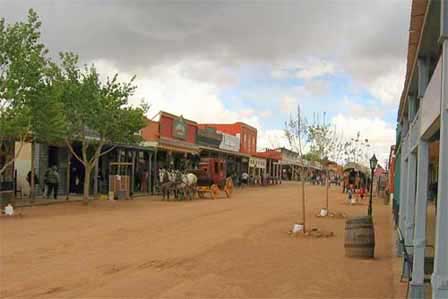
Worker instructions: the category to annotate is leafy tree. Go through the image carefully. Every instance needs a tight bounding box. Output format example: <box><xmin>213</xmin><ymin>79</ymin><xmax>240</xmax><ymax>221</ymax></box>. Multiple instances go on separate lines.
<box><xmin>0</xmin><ymin>9</ymin><xmax>63</xmax><ymax>178</ymax></box>
<box><xmin>341</xmin><ymin>131</ymin><xmax>370</xmax><ymax>164</ymax></box>
<box><xmin>302</xmin><ymin>152</ymin><xmax>320</xmax><ymax>162</ymax></box>
<box><xmin>53</xmin><ymin>53</ymin><xmax>147</xmax><ymax>203</ymax></box>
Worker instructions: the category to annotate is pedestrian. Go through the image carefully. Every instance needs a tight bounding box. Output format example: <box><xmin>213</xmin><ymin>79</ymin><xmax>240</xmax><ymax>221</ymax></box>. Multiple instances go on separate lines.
<box><xmin>241</xmin><ymin>172</ymin><xmax>249</xmax><ymax>187</ymax></box>
<box><xmin>348</xmin><ymin>186</ymin><xmax>353</xmax><ymax>203</ymax></box>
<box><xmin>26</xmin><ymin>169</ymin><xmax>39</xmax><ymax>193</ymax></box>
<box><xmin>44</xmin><ymin>165</ymin><xmax>60</xmax><ymax>200</ymax></box>
<box><xmin>360</xmin><ymin>186</ymin><xmax>365</xmax><ymax>200</ymax></box>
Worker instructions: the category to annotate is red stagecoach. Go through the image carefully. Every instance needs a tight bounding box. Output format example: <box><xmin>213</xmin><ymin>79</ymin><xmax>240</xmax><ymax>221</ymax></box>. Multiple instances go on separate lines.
<box><xmin>190</xmin><ymin>158</ymin><xmax>233</xmax><ymax>199</ymax></box>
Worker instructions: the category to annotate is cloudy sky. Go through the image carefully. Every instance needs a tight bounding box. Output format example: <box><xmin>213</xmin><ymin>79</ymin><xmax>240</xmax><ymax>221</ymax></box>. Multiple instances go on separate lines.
<box><xmin>1</xmin><ymin>0</ymin><xmax>411</xmax><ymax>164</ymax></box>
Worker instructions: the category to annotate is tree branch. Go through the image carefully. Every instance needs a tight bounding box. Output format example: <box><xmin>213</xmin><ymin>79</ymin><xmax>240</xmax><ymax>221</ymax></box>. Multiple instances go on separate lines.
<box><xmin>97</xmin><ymin>144</ymin><xmax>117</xmax><ymax>158</ymax></box>
<box><xmin>64</xmin><ymin>139</ymin><xmax>85</xmax><ymax>167</ymax></box>
<box><xmin>0</xmin><ymin>134</ymin><xmax>26</xmax><ymax>176</ymax></box>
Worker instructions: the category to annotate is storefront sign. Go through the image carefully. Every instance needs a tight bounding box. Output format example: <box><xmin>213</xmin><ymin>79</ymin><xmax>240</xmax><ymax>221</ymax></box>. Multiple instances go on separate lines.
<box><xmin>173</xmin><ymin>116</ymin><xmax>187</xmax><ymax>140</ymax></box>
<box><xmin>249</xmin><ymin>157</ymin><xmax>266</xmax><ymax>169</ymax></box>
<box><xmin>219</xmin><ymin>132</ymin><xmax>240</xmax><ymax>152</ymax></box>
<box><xmin>197</xmin><ymin>127</ymin><xmax>222</xmax><ymax>147</ymax></box>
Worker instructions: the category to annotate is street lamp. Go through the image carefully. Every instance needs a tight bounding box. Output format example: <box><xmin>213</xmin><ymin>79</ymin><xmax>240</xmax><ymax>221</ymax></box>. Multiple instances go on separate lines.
<box><xmin>368</xmin><ymin>154</ymin><xmax>378</xmax><ymax>217</ymax></box>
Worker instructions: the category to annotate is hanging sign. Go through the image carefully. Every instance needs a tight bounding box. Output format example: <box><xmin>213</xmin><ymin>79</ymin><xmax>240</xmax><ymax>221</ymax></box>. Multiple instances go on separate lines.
<box><xmin>173</xmin><ymin>115</ymin><xmax>187</xmax><ymax>140</ymax></box>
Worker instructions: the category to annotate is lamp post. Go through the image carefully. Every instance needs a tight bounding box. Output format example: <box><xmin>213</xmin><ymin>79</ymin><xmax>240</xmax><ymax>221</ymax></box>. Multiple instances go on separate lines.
<box><xmin>368</xmin><ymin>154</ymin><xmax>378</xmax><ymax>217</ymax></box>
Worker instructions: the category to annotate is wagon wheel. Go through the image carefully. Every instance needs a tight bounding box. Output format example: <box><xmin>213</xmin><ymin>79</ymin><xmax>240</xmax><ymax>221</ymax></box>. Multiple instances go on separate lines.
<box><xmin>224</xmin><ymin>178</ymin><xmax>233</xmax><ymax>198</ymax></box>
<box><xmin>210</xmin><ymin>184</ymin><xmax>219</xmax><ymax>200</ymax></box>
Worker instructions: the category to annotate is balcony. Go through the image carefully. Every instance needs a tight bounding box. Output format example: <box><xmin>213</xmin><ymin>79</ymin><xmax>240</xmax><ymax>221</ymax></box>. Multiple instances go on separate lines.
<box><xmin>420</xmin><ymin>56</ymin><xmax>442</xmax><ymax>138</ymax></box>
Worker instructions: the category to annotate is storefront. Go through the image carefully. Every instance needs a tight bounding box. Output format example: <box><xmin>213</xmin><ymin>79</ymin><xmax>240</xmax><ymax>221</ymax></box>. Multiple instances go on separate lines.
<box><xmin>248</xmin><ymin>156</ymin><xmax>266</xmax><ymax>185</ymax></box>
<box><xmin>198</xmin><ymin>130</ymin><xmax>249</xmax><ymax>184</ymax></box>
<box><xmin>30</xmin><ymin>142</ymin><xmax>155</xmax><ymax>198</ymax></box>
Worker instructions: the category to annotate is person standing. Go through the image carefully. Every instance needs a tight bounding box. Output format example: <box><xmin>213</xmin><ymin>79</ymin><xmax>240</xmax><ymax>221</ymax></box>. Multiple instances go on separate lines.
<box><xmin>45</xmin><ymin>166</ymin><xmax>60</xmax><ymax>200</ymax></box>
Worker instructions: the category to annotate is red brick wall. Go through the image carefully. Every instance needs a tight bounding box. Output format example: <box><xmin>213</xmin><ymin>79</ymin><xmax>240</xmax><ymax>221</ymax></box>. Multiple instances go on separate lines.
<box><xmin>141</xmin><ymin>120</ymin><xmax>159</xmax><ymax>141</ymax></box>
<box><xmin>186</xmin><ymin>124</ymin><xmax>197</xmax><ymax>144</ymax></box>
<box><xmin>240</xmin><ymin>125</ymin><xmax>257</xmax><ymax>154</ymax></box>
<box><xmin>200</xmin><ymin>124</ymin><xmax>241</xmax><ymax>136</ymax></box>
<box><xmin>160</xmin><ymin>115</ymin><xmax>174</xmax><ymax>139</ymax></box>
<box><xmin>159</xmin><ymin>114</ymin><xmax>197</xmax><ymax>144</ymax></box>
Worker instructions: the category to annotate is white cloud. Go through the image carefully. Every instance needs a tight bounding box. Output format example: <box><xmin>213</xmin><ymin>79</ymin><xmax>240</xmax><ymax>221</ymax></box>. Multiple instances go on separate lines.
<box><xmin>342</xmin><ymin>97</ymin><xmax>384</xmax><ymax>119</ymax></box>
<box><xmin>331</xmin><ymin>114</ymin><xmax>395</xmax><ymax>165</ymax></box>
<box><xmin>257</xmin><ymin>129</ymin><xmax>290</xmax><ymax>150</ymax></box>
<box><xmin>366</xmin><ymin>64</ymin><xmax>405</xmax><ymax>105</ymax></box>
<box><xmin>271</xmin><ymin>59</ymin><xmax>337</xmax><ymax>81</ymax></box>
<box><xmin>295</xmin><ymin>59</ymin><xmax>337</xmax><ymax>80</ymax></box>
<box><xmin>259</xmin><ymin>110</ymin><xmax>272</xmax><ymax>118</ymax></box>
<box><xmin>280</xmin><ymin>96</ymin><xmax>298</xmax><ymax>113</ymax></box>
<box><xmin>303</xmin><ymin>79</ymin><xmax>330</xmax><ymax>96</ymax></box>
<box><xmin>93</xmin><ymin>58</ymin><xmax>262</xmax><ymax>129</ymax></box>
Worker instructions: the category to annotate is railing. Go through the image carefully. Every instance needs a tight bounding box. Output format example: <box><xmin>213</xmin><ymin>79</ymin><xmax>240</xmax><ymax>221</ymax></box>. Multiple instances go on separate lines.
<box><xmin>409</xmin><ymin>108</ymin><xmax>421</xmax><ymax>151</ymax></box>
<box><xmin>402</xmin><ymin>134</ymin><xmax>409</xmax><ymax>158</ymax></box>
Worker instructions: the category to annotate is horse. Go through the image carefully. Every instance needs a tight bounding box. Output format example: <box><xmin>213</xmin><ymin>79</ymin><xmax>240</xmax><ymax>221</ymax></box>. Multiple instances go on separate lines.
<box><xmin>181</xmin><ymin>172</ymin><xmax>198</xmax><ymax>200</ymax></box>
<box><xmin>159</xmin><ymin>168</ymin><xmax>175</xmax><ymax>200</ymax></box>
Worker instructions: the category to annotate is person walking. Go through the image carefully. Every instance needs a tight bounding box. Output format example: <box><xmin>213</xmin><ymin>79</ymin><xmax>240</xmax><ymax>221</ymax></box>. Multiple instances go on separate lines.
<box><xmin>26</xmin><ymin>169</ymin><xmax>40</xmax><ymax>195</ymax></box>
<box><xmin>241</xmin><ymin>172</ymin><xmax>249</xmax><ymax>187</ymax></box>
<box><xmin>44</xmin><ymin>166</ymin><xmax>60</xmax><ymax>200</ymax></box>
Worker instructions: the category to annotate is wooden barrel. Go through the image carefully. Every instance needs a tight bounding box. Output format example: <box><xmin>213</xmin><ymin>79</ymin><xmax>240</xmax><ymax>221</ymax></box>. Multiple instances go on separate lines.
<box><xmin>344</xmin><ymin>216</ymin><xmax>375</xmax><ymax>258</ymax></box>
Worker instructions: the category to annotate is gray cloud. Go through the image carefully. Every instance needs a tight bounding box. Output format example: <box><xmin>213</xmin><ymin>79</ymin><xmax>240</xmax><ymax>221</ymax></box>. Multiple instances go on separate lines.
<box><xmin>1</xmin><ymin>0</ymin><xmax>411</xmax><ymax>97</ymax></box>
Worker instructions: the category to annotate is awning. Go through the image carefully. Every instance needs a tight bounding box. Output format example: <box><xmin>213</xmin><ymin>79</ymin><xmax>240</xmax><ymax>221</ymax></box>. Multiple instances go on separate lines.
<box><xmin>199</xmin><ymin>145</ymin><xmax>251</xmax><ymax>158</ymax></box>
<box><xmin>156</xmin><ymin>137</ymin><xmax>200</xmax><ymax>154</ymax></box>
<box><xmin>156</xmin><ymin>144</ymin><xmax>199</xmax><ymax>155</ymax></box>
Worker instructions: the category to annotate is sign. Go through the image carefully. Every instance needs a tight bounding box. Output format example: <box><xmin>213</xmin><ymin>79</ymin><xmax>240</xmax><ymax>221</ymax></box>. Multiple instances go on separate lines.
<box><xmin>219</xmin><ymin>132</ymin><xmax>240</xmax><ymax>152</ymax></box>
<box><xmin>173</xmin><ymin>115</ymin><xmax>187</xmax><ymax>140</ymax></box>
<box><xmin>197</xmin><ymin>127</ymin><xmax>222</xmax><ymax>147</ymax></box>
<box><xmin>249</xmin><ymin>157</ymin><xmax>266</xmax><ymax>169</ymax></box>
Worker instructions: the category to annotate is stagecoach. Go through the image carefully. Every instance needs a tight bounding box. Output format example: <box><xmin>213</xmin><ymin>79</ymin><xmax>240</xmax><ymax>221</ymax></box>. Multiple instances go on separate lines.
<box><xmin>189</xmin><ymin>158</ymin><xmax>233</xmax><ymax>199</ymax></box>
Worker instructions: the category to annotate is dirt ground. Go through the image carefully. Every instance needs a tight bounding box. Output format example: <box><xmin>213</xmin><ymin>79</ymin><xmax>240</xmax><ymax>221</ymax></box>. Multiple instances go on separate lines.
<box><xmin>1</xmin><ymin>182</ymin><xmax>403</xmax><ymax>298</ymax></box>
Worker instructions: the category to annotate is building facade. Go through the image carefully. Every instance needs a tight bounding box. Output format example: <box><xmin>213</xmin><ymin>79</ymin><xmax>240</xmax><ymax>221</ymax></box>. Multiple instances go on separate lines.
<box><xmin>199</xmin><ymin>122</ymin><xmax>257</xmax><ymax>155</ymax></box>
<box><xmin>395</xmin><ymin>1</ymin><xmax>448</xmax><ymax>297</ymax></box>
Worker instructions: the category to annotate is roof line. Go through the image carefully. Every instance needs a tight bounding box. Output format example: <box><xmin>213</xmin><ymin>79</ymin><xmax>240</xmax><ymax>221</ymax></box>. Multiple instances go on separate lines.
<box><xmin>398</xmin><ymin>0</ymin><xmax>431</xmax><ymax>121</ymax></box>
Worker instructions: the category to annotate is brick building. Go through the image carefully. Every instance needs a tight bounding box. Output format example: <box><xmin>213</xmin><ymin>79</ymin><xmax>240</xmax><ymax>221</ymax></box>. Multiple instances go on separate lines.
<box><xmin>198</xmin><ymin>122</ymin><xmax>257</xmax><ymax>155</ymax></box>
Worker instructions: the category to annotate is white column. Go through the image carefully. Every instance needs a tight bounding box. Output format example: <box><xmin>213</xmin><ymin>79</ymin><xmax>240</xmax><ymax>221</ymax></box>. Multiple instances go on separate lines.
<box><xmin>398</xmin><ymin>150</ymin><xmax>408</xmax><ymax>253</ymax></box>
<box><xmin>432</xmin><ymin>38</ymin><xmax>448</xmax><ymax>298</ymax></box>
<box><xmin>406</xmin><ymin>152</ymin><xmax>417</xmax><ymax>250</ymax></box>
<box><xmin>409</xmin><ymin>141</ymin><xmax>429</xmax><ymax>299</ymax></box>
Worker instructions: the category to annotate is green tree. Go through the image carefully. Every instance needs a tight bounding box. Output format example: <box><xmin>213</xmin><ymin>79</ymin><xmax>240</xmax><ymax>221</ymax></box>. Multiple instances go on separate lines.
<box><xmin>0</xmin><ymin>9</ymin><xmax>63</xmax><ymax>177</ymax></box>
<box><xmin>53</xmin><ymin>53</ymin><xmax>147</xmax><ymax>203</ymax></box>
<box><xmin>306</xmin><ymin>113</ymin><xmax>343</xmax><ymax>162</ymax></box>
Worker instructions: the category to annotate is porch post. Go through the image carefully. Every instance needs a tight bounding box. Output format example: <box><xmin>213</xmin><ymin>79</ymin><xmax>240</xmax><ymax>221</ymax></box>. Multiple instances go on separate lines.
<box><xmin>432</xmin><ymin>36</ymin><xmax>448</xmax><ymax>298</ymax></box>
<box><xmin>398</xmin><ymin>149</ymin><xmax>408</xmax><ymax>255</ymax></box>
<box><xmin>409</xmin><ymin>140</ymin><xmax>429</xmax><ymax>299</ymax></box>
<box><xmin>405</xmin><ymin>151</ymin><xmax>417</xmax><ymax>252</ymax></box>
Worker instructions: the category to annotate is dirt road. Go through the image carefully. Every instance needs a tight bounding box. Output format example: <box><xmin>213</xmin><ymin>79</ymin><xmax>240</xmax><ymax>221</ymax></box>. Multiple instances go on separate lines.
<box><xmin>1</xmin><ymin>183</ymin><xmax>398</xmax><ymax>298</ymax></box>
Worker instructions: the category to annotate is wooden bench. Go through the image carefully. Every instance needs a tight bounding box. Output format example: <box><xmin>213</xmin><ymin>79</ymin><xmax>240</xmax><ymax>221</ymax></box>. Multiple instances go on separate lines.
<box><xmin>397</xmin><ymin>227</ymin><xmax>434</xmax><ymax>297</ymax></box>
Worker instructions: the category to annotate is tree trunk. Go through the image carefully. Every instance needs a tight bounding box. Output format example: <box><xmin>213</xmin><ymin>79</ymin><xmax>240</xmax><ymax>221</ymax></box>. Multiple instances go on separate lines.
<box><xmin>83</xmin><ymin>165</ymin><xmax>92</xmax><ymax>203</ymax></box>
<box><xmin>326</xmin><ymin>169</ymin><xmax>329</xmax><ymax>212</ymax></box>
<box><xmin>30</xmin><ymin>142</ymin><xmax>35</xmax><ymax>203</ymax></box>
<box><xmin>301</xmin><ymin>169</ymin><xmax>306</xmax><ymax>232</ymax></box>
